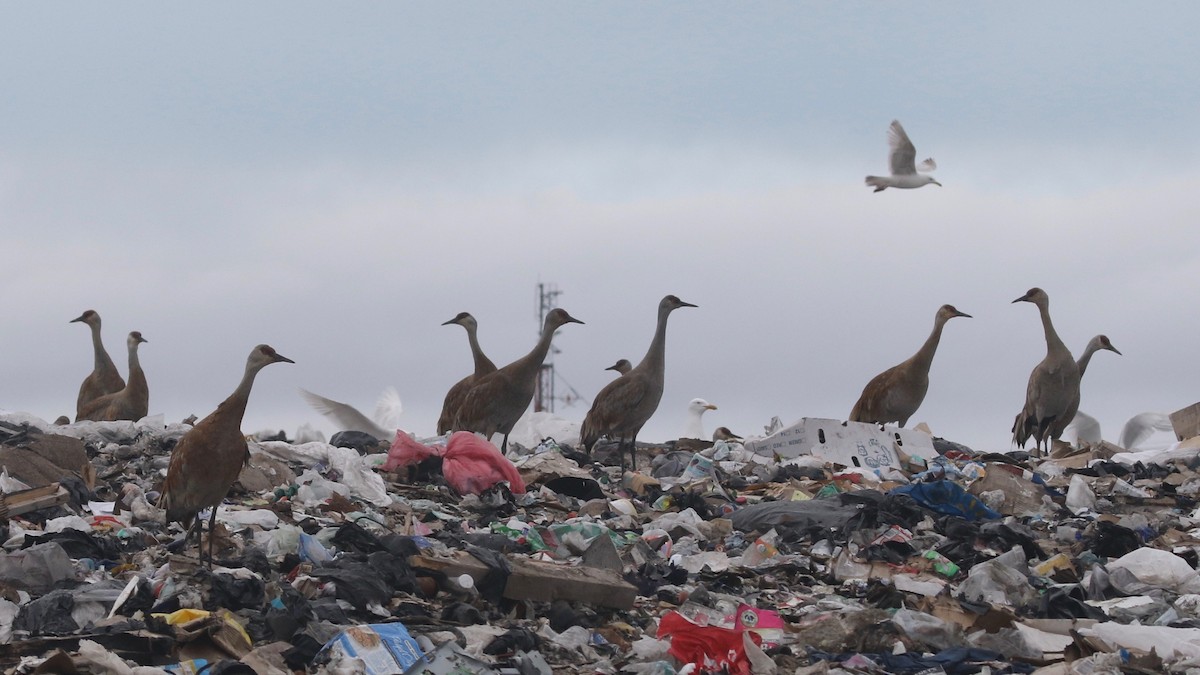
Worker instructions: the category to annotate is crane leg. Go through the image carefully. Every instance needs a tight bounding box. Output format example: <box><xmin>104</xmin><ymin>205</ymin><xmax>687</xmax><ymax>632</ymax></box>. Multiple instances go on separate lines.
<box><xmin>206</xmin><ymin>506</ymin><xmax>218</xmax><ymax>567</ymax></box>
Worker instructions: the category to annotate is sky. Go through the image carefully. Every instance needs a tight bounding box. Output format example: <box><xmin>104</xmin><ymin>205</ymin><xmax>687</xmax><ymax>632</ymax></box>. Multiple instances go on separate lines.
<box><xmin>1</xmin><ymin>3</ymin><xmax>1198</xmax><ymax>453</ymax></box>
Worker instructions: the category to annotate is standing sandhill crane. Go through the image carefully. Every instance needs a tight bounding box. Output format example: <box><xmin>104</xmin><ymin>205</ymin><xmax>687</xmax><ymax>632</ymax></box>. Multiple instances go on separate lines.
<box><xmin>455</xmin><ymin>308</ymin><xmax>584</xmax><ymax>452</ymax></box>
<box><xmin>437</xmin><ymin>312</ymin><xmax>497</xmax><ymax>435</ymax></box>
<box><xmin>849</xmin><ymin>304</ymin><xmax>971</xmax><ymax>427</ymax></box>
<box><xmin>77</xmin><ymin>332</ymin><xmax>149</xmax><ymax>422</ymax></box>
<box><xmin>865</xmin><ymin>120</ymin><xmax>941</xmax><ymax>192</ymax></box>
<box><xmin>580</xmin><ymin>295</ymin><xmax>697</xmax><ymax>470</ymax></box>
<box><xmin>682</xmin><ymin>398</ymin><xmax>717</xmax><ymax>440</ymax></box>
<box><xmin>605</xmin><ymin>359</ymin><xmax>633</xmax><ymax>376</ymax></box>
<box><xmin>1048</xmin><ymin>335</ymin><xmax>1121</xmax><ymax>444</ymax></box>
<box><xmin>1011</xmin><ymin>288</ymin><xmax>1081</xmax><ymax>454</ymax></box>
<box><xmin>159</xmin><ymin>345</ymin><xmax>294</xmax><ymax>563</ymax></box>
<box><xmin>72</xmin><ymin>310</ymin><xmax>125</xmax><ymax>420</ymax></box>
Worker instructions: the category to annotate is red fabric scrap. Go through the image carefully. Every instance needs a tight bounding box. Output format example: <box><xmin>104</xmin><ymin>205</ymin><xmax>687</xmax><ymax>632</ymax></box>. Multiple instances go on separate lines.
<box><xmin>656</xmin><ymin>610</ymin><xmax>760</xmax><ymax>675</ymax></box>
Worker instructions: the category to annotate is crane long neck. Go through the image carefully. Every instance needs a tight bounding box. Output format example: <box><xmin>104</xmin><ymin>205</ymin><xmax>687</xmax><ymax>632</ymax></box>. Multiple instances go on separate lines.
<box><xmin>638</xmin><ymin>308</ymin><xmax>671</xmax><ymax>371</ymax></box>
<box><xmin>127</xmin><ymin>343</ymin><xmax>147</xmax><ymax>394</ymax></box>
<box><xmin>513</xmin><ymin>320</ymin><xmax>558</xmax><ymax>378</ymax></box>
<box><xmin>1076</xmin><ymin>343</ymin><xmax>1099</xmax><ymax>378</ymax></box>
<box><xmin>467</xmin><ymin>326</ymin><xmax>496</xmax><ymax>375</ymax></box>
<box><xmin>92</xmin><ymin>324</ymin><xmax>116</xmax><ymax>371</ymax></box>
<box><xmin>911</xmin><ymin>317</ymin><xmax>948</xmax><ymax>371</ymax></box>
<box><xmin>220</xmin><ymin>365</ymin><xmax>263</xmax><ymax>425</ymax></box>
<box><xmin>1038</xmin><ymin>302</ymin><xmax>1070</xmax><ymax>355</ymax></box>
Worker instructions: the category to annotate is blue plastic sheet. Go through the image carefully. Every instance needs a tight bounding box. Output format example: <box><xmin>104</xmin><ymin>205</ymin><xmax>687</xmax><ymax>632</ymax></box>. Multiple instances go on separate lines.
<box><xmin>890</xmin><ymin>479</ymin><xmax>1001</xmax><ymax>521</ymax></box>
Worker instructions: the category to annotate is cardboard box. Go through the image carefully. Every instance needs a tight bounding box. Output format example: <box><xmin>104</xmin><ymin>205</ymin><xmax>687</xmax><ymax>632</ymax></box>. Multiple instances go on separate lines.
<box><xmin>744</xmin><ymin>418</ymin><xmax>935</xmax><ymax>470</ymax></box>
<box><xmin>1170</xmin><ymin>402</ymin><xmax>1200</xmax><ymax>441</ymax></box>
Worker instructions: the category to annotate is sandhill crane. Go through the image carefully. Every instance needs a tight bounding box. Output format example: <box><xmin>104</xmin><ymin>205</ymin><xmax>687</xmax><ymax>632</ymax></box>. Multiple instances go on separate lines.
<box><xmin>1011</xmin><ymin>288</ymin><xmax>1080</xmax><ymax>454</ymax></box>
<box><xmin>159</xmin><ymin>345</ymin><xmax>293</xmax><ymax>564</ymax></box>
<box><xmin>849</xmin><ymin>304</ymin><xmax>970</xmax><ymax>426</ymax></box>
<box><xmin>580</xmin><ymin>295</ymin><xmax>697</xmax><ymax>470</ymax></box>
<box><xmin>437</xmin><ymin>312</ymin><xmax>497</xmax><ymax>435</ymax></box>
<box><xmin>455</xmin><ymin>308</ymin><xmax>583</xmax><ymax>452</ymax></box>
<box><xmin>605</xmin><ymin>359</ymin><xmax>632</xmax><ymax>376</ymax></box>
<box><xmin>77</xmin><ymin>331</ymin><xmax>149</xmax><ymax>422</ymax></box>
<box><xmin>72</xmin><ymin>310</ymin><xmax>125</xmax><ymax>420</ymax></box>
<box><xmin>1048</xmin><ymin>335</ymin><xmax>1121</xmax><ymax>443</ymax></box>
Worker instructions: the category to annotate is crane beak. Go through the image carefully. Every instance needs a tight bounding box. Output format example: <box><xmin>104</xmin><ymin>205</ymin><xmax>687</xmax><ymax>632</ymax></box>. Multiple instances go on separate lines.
<box><xmin>70</xmin><ymin>314</ymin><xmax>86</xmax><ymax>323</ymax></box>
<box><xmin>679</xmin><ymin>301</ymin><xmax>698</xmax><ymax>308</ymax></box>
<box><xmin>1109</xmin><ymin>345</ymin><xmax>1123</xmax><ymax>355</ymax></box>
<box><xmin>1012</xmin><ymin>294</ymin><xmax>1031</xmax><ymax>304</ymax></box>
<box><xmin>955</xmin><ymin>310</ymin><xmax>972</xmax><ymax>319</ymax></box>
<box><xmin>441</xmin><ymin>318</ymin><xmax>458</xmax><ymax>326</ymax></box>
<box><xmin>274</xmin><ymin>354</ymin><xmax>296</xmax><ymax>364</ymax></box>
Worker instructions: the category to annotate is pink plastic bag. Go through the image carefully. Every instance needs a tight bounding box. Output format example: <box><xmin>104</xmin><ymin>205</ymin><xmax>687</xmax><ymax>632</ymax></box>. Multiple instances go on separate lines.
<box><xmin>382</xmin><ymin>431</ymin><xmax>526</xmax><ymax>495</ymax></box>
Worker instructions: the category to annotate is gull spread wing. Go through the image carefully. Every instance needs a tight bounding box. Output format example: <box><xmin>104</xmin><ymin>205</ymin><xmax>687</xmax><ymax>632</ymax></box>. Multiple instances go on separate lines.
<box><xmin>888</xmin><ymin>120</ymin><xmax>918</xmax><ymax>175</ymax></box>
<box><xmin>1119</xmin><ymin>412</ymin><xmax>1173</xmax><ymax>450</ymax></box>
<box><xmin>1067</xmin><ymin>410</ymin><xmax>1102</xmax><ymax>444</ymax></box>
<box><xmin>300</xmin><ymin>388</ymin><xmax>393</xmax><ymax>441</ymax></box>
<box><xmin>374</xmin><ymin>386</ymin><xmax>404</xmax><ymax>431</ymax></box>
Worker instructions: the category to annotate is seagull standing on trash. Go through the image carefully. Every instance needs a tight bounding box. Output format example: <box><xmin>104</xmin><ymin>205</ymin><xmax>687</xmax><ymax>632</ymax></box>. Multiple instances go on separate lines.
<box><xmin>580</xmin><ymin>295</ymin><xmax>697</xmax><ymax>471</ymax></box>
<box><xmin>159</xmin><ymin>344</ymin><xmax>294</xmax><ymax>565</ymax></box>
<box><xmin>1011</xmin><ymin>288</ymin><xmax>1080</xmax><ymax>454</ymax></box>
<box><xmin>865</xmin><ymin>120</ymin><xmax>941</xmax><ymax>192</ymax></box>
<box><xmin>849</xmin><ymin>305</ymin><xmax>970</xmax><ymax>427</ymax></box>
<box><xmin>681</xmin><ymin>398</ymin><xmax>717</xmax><ymax>440</ymax></box>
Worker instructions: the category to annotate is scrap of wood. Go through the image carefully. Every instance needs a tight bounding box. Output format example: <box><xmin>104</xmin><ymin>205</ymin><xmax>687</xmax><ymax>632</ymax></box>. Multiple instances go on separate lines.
<box><xmin>411</xmin><ymin>549</ymin><xmax>638</xmax><ymax>610</ymax></box>
<box><xmin>0</xmin><ymin>484</ymin><xmax>69</xmax><ymax>521</ymax></box>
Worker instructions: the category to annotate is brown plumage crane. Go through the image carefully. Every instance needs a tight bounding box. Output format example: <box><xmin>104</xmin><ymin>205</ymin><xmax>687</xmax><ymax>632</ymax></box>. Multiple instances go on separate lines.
<box><xmin>1047</xmin><ymin>335</ymin><xmax>1121</xmax><ymax>444</ymax></box>
<box><xmin>159</xmin><ymin>344</ymin><xmax>294</xmax><ymax>563</ymax></box>
<box><xmin>580</xmin><ymin>295</ymin><xmax>697</xmax><ymax>470</ymax></box>
<box><xmin>849</xmin><ymin>304</ymin><xmax>971</xmax><ymax>427</ymax></box>
<box><xmin>1011</xmin><ymin>288</ymin><xmax>1081</xmax><ymax>454</ymax></box>
<box><xmin>605</xmin><ymin>359</ymin><xmax>632</xmax><ymax>375</ymax></box>
<box><xmin>436</xmin><ymin>312</ymin><xmax>497</xmax><ymax>435</ymax></box>
<box><xmin>455</xmin><ymin>308</ymin><xmax>583</xmax><ymax>451</ymax></box>
<box><xmin>72</xmin><ymin>310</ymin><xmax>125</xmax><ymax>421</ymax></box>
<box><xmin>77</xmin><ymin>331</ymin><xmax>149</xmax><ymax>422</ymax></box>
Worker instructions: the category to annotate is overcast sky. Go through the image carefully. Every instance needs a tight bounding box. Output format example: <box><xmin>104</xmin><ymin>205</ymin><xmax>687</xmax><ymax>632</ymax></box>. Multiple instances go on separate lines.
<box><xmin>2</xmin><ymin>3</ymin><xmax>1198</xmax><ymax>452</ymax></box>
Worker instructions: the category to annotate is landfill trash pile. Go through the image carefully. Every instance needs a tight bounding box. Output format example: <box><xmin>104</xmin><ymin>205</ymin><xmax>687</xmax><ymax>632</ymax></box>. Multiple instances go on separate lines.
<box><xmin>3</xmin><ymin>410</ymin><xmax>1200</xmax><ymax>674</ymax></box>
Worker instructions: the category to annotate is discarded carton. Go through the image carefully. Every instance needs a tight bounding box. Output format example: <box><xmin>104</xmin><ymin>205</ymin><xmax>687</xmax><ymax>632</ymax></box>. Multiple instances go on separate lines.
<box><xmin>316</xmin><ymin>623</ymin><xmax>426</xmax><ymax>674</ymax></box>
<box><xmin>745</xmin><ymin>418</ymin><xmax>935</xmax><ymax>470</ymax></box>
<box><xmin>1171</xmin><ymin>402</ymin><xmax>1200</xmax><ymax>441</ymax></box>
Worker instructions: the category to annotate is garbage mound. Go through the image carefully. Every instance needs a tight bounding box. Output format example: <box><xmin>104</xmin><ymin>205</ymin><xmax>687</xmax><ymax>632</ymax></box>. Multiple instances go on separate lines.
<box><xmin>1</xmin><ymin>412</ymin><xmax>1200</xmax><ymax>674</ymax></box>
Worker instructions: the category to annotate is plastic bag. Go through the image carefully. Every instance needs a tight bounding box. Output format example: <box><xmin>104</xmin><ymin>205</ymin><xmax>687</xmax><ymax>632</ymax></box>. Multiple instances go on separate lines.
<box><xmin>1107</xmin><ymin>547</ymin><xmax>1200</xmax><ymax>593</ymax></box>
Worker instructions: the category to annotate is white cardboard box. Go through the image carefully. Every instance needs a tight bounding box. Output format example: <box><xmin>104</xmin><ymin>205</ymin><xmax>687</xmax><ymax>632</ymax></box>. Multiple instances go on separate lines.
<box><xmin>744</xmin><ymin>417</ymin><xmax>936</xmax><ymax>470</ymax></box>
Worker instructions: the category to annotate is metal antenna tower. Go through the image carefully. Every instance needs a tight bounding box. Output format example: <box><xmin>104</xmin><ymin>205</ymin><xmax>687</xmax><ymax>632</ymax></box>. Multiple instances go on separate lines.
<box><xmin>534</xmin><ymin>282</ymin><xmax>563</xmax><ymax>412</ymax></box>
